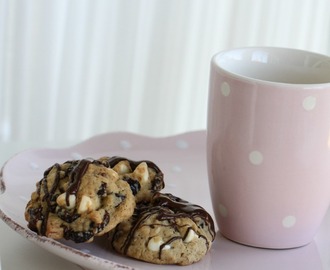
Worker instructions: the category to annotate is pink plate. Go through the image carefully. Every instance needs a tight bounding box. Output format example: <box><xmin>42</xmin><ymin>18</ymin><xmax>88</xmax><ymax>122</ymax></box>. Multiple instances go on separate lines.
<box><xmin>0</xmin><ymin>131</ymin><xmax>325</xmax><ymax>270</ymax></box>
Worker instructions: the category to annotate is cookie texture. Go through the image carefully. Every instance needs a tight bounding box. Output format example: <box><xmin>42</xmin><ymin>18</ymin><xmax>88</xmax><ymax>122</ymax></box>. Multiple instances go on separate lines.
<box><xmin>111</xmin><ymin>192</ymin><xmax>216</xmax><ymax>265</ymax></box>
<box><xmin>98</xmin><ymin>156</ymin><xmax>165</xmax><ymax>202</ymax></box>
<box><xmin>25</xmin><ymin>159</ymin><xmax>135</xmax><ymax>243</ymax></box>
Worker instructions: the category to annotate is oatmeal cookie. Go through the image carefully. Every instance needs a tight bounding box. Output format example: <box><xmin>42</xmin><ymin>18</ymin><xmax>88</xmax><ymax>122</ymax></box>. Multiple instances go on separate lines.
<box><xmin>111</xmin><ymin>192</ymin><xmax>216</xmax><ymax>265</ymax></box>
<box><xmin>98</xmin><ymin>156</ymin><xmax>165</xmax><ymax>202</ymax></box>
<box><xmin>25</xmin><ymin>159</ymin><xmax>135</xmax><ymax>243</ymax></box>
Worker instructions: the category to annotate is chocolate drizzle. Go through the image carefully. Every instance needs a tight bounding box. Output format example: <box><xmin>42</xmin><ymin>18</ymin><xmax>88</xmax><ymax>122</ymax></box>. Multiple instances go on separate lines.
<box><xmin>158</xmin><ymin>236</ymin><xmax>181</xmax><ymax>259</ymax></box>
<box><xmin>113</xmin><ymin>192</ymin><xmax>216</xmax><ymax>258</ymax></box>
<box><xmin>153</xmin><ymin>192</ymin><xmax>216</xmax><ymax>241</ymax></box>
<box><xmin>103</xmin><ymin>156</ymin><xmax>162</xmax><ymax>174</ymax></box>
<box><xmin>101</xmin><ymin>156</ymin><xmax>165</xmax><ymax>191</ymax></box>
<box><xmin>49</xmin><ymin>163</ymin><xmax>61</xmax><ymax>196</ymax></box>
<box><xmin>119</xmin><ymin>207</ymin><xmax>160</xmax><ymax>255</ymax></box>
<box><xmin>65</xmin><ymin>159</ymin><xmax>91</xmax><ymax>205</ymax></box>
<box><xmin>27</xmin><ymin>159</ymin><xmax>93</xmax><ymax>236</ymax></box>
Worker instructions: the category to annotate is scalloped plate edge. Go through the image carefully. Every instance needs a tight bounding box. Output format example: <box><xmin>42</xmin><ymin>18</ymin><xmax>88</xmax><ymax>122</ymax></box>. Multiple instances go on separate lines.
<box><xmin>0</xmin><ymin>130</ymin><xmax>207</xmax><ymax>270</ymax></box>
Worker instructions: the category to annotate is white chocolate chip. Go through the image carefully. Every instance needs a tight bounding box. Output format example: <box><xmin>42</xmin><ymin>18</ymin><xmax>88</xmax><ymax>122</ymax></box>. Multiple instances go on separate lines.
<box><xmin>56</xmin><ymin>193</ymin><xmax>76</xmax><ymax>209</ymax></box>
<box><xmin>67</xmin><ymin>195</ymin><xmax>77</xmax><ymax>209</ymax></box>
<box><xmin>134</xmin><ymin>162</ymin><xmax>149</xmax><ymax>183</ymax></box>
<box><xmin>162</xmin><ymin>244</ymin><xmax>171</xmax><ymax>250</ymax></box>
<box><xmin>183</xmin><ymin>228</ymin><xmax>198</xmax><ymax>243</ymax></box>
<box><xmin>107</xmin><ymin>168</ymin><xmax>119</xmax><ymax>179</ymax></box>
<box><xmin>78</xmin><ymin>195</ymin><xmax>93</xmax><ymax>213</ymax></box>
<box><xmin>56</xmin><ymin>193</ymin><xmax>66</xmax><ymax>206</ymax></box>
<box><xmin>148</xmin><ymin>236</ymin><xmax>165</xmax><ymax>251</ymax></box>
<box><xmin>116</xmin><ymin>162</ymin><xmax>131</xmax><ymax>174</ymax></box>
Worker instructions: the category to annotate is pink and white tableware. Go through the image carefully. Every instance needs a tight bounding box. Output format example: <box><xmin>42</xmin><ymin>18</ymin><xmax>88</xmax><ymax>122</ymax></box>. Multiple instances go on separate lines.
<box><xmin>207</xmin><ymin>47</ymin><xmax>330</xmax><ymax>248</ymax></box>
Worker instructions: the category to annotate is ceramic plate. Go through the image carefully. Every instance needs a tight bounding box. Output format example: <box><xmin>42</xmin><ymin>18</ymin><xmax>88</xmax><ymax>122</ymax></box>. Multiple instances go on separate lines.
<box><xmin>0</xmin><ymin>131</ymin><xmax>218</xmax><ymax>270</ymax></box>
<box><xmin>0</xmin><ymin>131</ymin><xmax>325</xmax><ymax>270</ymax></box>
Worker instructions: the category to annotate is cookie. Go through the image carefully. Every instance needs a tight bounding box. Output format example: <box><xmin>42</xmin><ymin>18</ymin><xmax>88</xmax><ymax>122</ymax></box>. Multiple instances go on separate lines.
<box><xmin>25</xmin><ymin>159</ymin><xmax>135</xmax><ymax>243</ymax></box>
<box><xmin>111</xmin><ymin>192</ymin><xmax>216</xmax><ymax>265</ymax></box>
<box><xmin>98</xmin><ymin>156</ymin><xmax>165</xmax><ymax>202</ymax></box>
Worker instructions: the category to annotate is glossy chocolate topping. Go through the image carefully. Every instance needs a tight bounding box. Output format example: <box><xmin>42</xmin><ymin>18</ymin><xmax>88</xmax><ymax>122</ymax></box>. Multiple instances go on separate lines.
<box><xmin>113</xmin><ymin>192</ymin><xmax>216</xmax><ymax>259</ymax></box>
<box><xmin>104</xmin><ymin>156</ymin><xmax>162</xmax><ymax>173</ymax></box>
<box><xmin>65</xmin><ymin>159</ymin><xmax>91</xmax><ymax>205</ymax></box>
<box><xmin>152</xmin><ymin>192</ymin><xmax>216</xmax><ymax>241</ymax></box>
<box><xmin>27</xmin><ymin>159</ymin><xmax>108</xmax><ymax>241</ymax></box>
<box><xmin>101</xmin><ymin>156</ymin><xmax>165</xmax><ymax>191</ymax></box>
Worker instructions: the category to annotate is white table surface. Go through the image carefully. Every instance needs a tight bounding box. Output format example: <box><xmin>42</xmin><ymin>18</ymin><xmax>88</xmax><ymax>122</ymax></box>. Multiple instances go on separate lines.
<box><xmin>1</xmin><ymin>139</ymin><xmax>330</xmax><ymax>270</ymax></box>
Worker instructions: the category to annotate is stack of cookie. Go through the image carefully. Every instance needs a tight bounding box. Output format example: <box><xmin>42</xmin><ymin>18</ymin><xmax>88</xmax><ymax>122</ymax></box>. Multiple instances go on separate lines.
<box><xmin>25</xmin><ymin>156</ymin><xmax>216</xmax><ymax>265</ymax></box>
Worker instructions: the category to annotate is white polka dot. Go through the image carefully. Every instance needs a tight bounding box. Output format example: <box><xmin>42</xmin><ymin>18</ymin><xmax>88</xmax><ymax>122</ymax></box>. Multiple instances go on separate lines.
<box><xmin>176</xmin><ymin>140</ymin><xmax>189</xmax><ymax>149</ymax></box>
<box><xmin>29</xmin><ymin>162</ymin><xmax>39</xmax><ymax>170</ymax></box>
<box><xmin>171</xmin><ymin>165</ymin><xmax>182</xmax><ymax>173</ymax></box>
<box><xmin>218</xmin><ymin>203</ymin><xmax>228</xmax><ymax>218</ymax></box>
<box><xmin>71</xmin><ymin>152</ymin><xmax>82</xmax><ymax>160</ymax></box>
<box><xmin>282</xmin><ymin>215</ymin><xmax>296</xmax><ymax>228</ymax></box>
<box><xmin>221</xmin><ymin>82</ymin><xmax>231</xmax><ymax>96</ymax></box>
<box><xmin>303</xmin><ymin>96</ymin><xmax>316</xmax><ymax>111</ymax></box>
<box><xmin>120</xmin><ymin>140</ymin><xmax>132</xmax><ymax>150</ymax></box>
<box><xmin>249</xmin><ymin>151</ymin><xmax>263</xmax><ymax>165</ymax></box>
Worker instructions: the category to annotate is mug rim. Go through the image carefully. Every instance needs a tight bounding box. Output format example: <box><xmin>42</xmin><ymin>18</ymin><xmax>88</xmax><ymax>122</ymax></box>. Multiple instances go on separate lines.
<box><xmin>212</xmin><ymin>46</ymin><xmax>330</xmax><ymax>87</ymax></box>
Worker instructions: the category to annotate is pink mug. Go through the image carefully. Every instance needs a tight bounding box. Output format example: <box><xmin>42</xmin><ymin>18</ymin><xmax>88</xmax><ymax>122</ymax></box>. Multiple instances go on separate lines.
<box><xmin>207</xmin><ymin>47</ymin><xmax>330</xmax><ymax>249</ymax></box>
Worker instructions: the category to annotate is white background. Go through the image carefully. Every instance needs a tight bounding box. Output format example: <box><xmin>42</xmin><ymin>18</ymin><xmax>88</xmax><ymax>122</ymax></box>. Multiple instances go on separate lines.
<box><xmin>1</xmin><ymin>0</ymin><xmax>330</xmax><ymax>145</ymax></box>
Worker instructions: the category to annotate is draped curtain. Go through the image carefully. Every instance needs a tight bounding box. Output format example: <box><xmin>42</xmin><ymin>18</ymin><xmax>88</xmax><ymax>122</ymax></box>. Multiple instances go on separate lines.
<box><xmin>1</xmin><ymin>0</ymin><xmax>330</xmax><ymax>143</ymax></box>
